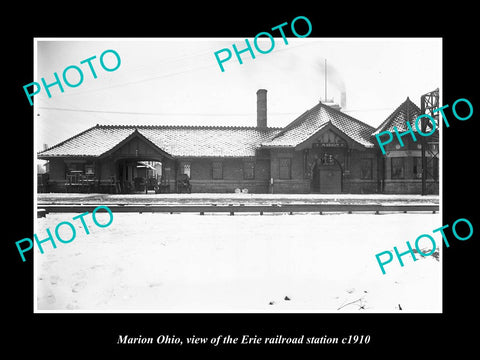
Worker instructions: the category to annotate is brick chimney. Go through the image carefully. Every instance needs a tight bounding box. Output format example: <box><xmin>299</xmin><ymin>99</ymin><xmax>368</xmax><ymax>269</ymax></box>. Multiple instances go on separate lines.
<box><xmin>256</xmin><ymin>89</ymin><xmax>267</xmax><ymax>128</ymax></box>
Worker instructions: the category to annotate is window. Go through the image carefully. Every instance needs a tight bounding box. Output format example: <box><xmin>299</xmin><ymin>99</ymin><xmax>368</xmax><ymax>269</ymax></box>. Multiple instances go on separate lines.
<box><xmin>65</xmin><ymin>162</ymin><xmax>85</xmax><ymax>183</ymax></box>
<box><xmin>212</xmin><ymin>161</ymin><xmax>223</xmax><ymax>180</ymax></box>
<box><xmin>85</xmin><ymin>164</ymin><xmax>95</xmax><ymax>175</ymax></box>
<box><xmin>243</xmin><ymin>161</ymin><xmax>255</xmax><ymax>180</ymax></box>
<box><xmin>66</xmin><ymin>162</ymin><xmax>84</xmax><ymax>172</ymax></box>
<box><xmin>183</xmin><ymin>163</ymin><xmax>191</xmax><ymax>178</ymax></box>
<box><xmin>360</xmin><ymin>159</ymin><xmax>372</xmax><ymax>180</ymax></box>
<box><xmin>303</xmin><ymin>150</ymin><xmax>310</xmax><ymax>178</ymax></box>
<box><xmin>391</xmin><ymin>158</ymin><xmax>405</xmax><ymax>179</ymax></box>
<box><xmin>413</xmin><ymin>157</ymin><xmax>438</xmax><ymax>180</ymax></box>
<box><xmin>279</xmin><ymin>158</ymin><xmax>291</xmax><ymax>179</ymax></box>
<box><xmin>413</xmin><ymin>157</ymin><xmax>422</xmax><ymax>179</ymax></box>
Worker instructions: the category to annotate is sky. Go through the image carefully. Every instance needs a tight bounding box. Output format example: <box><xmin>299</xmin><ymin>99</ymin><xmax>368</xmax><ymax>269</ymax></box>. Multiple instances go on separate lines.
<box><xmin>34</xmin><ymin>38</ymin><xmax>442</xmax><ymax>152</ymax></box>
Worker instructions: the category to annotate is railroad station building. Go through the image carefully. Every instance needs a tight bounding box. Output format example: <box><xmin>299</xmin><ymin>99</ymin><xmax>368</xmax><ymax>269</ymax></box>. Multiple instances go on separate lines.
<box><xmin>37</xmin><ymin>89</ymin><xmax>439</xmax><ymax>194</ymax></box>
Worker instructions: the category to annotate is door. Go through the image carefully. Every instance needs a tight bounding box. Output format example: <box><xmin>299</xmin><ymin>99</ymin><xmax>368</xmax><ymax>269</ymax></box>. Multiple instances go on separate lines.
<box><xmin>313</xmin><ymin>153</ymin><xmax>342</xmax><ymax>193</ymax></box>
<box><xmin>318</xmin><ymin>165</ymin><xmax>342</xmax><ymax>193</ymax></box>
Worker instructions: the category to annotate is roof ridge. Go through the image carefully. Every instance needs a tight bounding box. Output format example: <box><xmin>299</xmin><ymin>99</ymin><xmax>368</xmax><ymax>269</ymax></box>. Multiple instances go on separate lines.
<box><xmin>320</xmin><ymin>102</ymin><xmax>376</xmax><ymax>131</ymax></box>
<box><xmin>269</xmin><ymin>101</ymin><xmax>374</xmax><ymax>142</ymax></box>
<box><xmin>95</xmin><ymin>124</ymin><xmax>283</xmax><ymax>130</ymax></box>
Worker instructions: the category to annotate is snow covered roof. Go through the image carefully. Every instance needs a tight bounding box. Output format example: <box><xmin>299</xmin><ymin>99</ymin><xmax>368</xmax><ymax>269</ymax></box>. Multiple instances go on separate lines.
<box><xmin>372</xmin><ymin>97</ymin><xmax>422</xmax><ymax>135</ymax></box>
<box><xmin>38</xmin><ymin>125</ymin><xmax>282</xmax><ymax>159</ymax></box>
<box><xmin>261</xmin><ymin>102</ymin><xmax>376</xmax><ymax>148</ymax></box>
<box><xmin>38</xmin><ymin>97</ymin><xmax>431</xmax><ymax>160</ymax></box>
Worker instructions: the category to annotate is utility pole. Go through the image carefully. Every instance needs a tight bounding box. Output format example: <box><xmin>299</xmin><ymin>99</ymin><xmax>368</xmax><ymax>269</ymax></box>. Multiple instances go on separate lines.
<box><xmin>420</xmin><ymin>88</ymin><xmax>439</xmax><ymax>195</ymax></box>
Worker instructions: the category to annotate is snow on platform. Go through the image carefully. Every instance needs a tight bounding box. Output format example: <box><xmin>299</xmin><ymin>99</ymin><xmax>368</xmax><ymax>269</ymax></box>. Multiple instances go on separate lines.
<box><xmin>35</xmin><ymin>212</ymin><xmax>441</xmax><ymax>313</ymax></box>
<box><xmin>37</xmin><ymin>192</ymin><xmax>439</xmax><ymax>206</ymax></box>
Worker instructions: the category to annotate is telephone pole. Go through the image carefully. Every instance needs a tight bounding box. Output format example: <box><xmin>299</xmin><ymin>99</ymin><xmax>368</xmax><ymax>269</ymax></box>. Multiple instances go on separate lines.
<box><xmin>420</xmin><ymin>88</ymin><xmax>439</xmax><ymax>195</ymax></box>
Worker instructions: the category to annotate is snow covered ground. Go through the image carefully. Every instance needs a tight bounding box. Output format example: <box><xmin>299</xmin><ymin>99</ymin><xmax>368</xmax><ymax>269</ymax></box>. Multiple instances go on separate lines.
<box><xmin>35</xmin><ymin>212</ymin><xmax>442</xmax><ymax>313</ymax></box>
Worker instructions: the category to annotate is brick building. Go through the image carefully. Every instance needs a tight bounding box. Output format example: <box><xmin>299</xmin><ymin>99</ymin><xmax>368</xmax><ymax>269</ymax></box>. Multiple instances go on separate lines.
<box><xmin>37</xmin><ymin>89</ymin><xmax>439</xmax><ymax>194</ymax></box>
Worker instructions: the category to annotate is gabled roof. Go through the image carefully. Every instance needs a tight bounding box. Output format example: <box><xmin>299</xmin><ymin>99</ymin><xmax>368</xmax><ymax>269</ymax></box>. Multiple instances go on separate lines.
<box><xmin>38</xmin><ymin>124</ymin><xmax>282</xmax><ymax>159</ymax></box>
<box><xmin>100</xmin><ymin>128</ymin><xmax>174</xmax><ymax>159</ymax></box>
<box><xmin>372</xmin><ymin>97</ymin><xmax>422</xmax><ymax>135</ymax></box>
<box><xmin>38</xmin><ymin>96</ymin><xmax>431</xmax><ymax>160</ymax></box>
<box><xmin>261</xmin><ymin>102</ymin><xmax>376</xmax><ymax>148</ymax></box>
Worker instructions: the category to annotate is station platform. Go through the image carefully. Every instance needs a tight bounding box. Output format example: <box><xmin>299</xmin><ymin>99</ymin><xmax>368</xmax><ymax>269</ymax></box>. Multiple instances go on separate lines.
<box><xmin>37</xmin><ymin>193</ymin><xmax>439</xmax><ymax>206</ymax></box>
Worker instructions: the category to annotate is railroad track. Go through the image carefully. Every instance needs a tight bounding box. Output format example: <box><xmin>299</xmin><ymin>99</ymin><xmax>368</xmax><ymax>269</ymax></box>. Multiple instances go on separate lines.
<box><xmin>37</xmin><ymin>203</ymin><xmax>439</xmax><ymax>217</ymax></box>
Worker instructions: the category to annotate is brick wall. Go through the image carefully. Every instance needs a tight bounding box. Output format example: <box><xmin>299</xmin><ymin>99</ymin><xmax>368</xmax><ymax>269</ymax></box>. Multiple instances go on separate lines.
<box><xmin>379</xmin><ymin>136</ymin><xmax>439</xmax><ymax>194</ymax></box>
<box><xmin>269</xmin><ymin>148</ymin><xmax>383</xmax><ymax>194</ymax></box>
<box><xmin>190</xmin><ymin>180</ymin><xmax>269</xmax><ymax>193</ymax></box>
<box><xmin>383</xmin><ymin>180</ymin><xmax>439</xmax><ymax>194</ymax></box>
<box><xmin>344</xmin><ymin>179</ymin><xmax>379</xmax><ymax>194</ymax></box>
<box><xmin>271</xmin><ymin>179</ymin><xmax>310</xmax><ymax>194</ymax></box>
<box><xmin>178</xmin><ymin>158</ymin><xmax>271</xmax><ymax>193</ymax></box>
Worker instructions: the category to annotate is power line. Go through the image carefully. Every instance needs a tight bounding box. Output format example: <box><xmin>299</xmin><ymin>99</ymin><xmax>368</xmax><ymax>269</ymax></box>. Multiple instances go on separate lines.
<box><xmin>36</xmin><ymin>40</ymin><xmax>326</xmax><ymax>100</ymax></box>
<box><xmin>37</xmin><ymin>106</ymin><xmax>299</xmax><ymax>117</ymax></box>
<box><xmin>35</xmin><ymin>62</ymin><xmax>215</xmax><ymax>101</ymax></box>
<box><xmin>38</xmin><ymin>106</ymin><xmax>395</xmax><ymax>116</ymax></box>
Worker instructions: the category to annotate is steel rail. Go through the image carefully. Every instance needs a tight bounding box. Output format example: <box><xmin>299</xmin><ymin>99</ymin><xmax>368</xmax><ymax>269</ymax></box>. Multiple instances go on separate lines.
<box><xmin>37</xmin><ymin>203</ymin><xmax>439</xmax><ymax>217</ymax></box>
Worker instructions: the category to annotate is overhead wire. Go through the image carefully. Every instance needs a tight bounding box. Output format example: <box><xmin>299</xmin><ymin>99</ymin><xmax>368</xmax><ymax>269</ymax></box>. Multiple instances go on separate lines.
<box><xmin>37</xmin><ymin>106</ymin><xmax>394</xmax><ymax>117</ymax></box>
<box><xmin>36</xmin><ymin>106</ymin><xmax>301</xmax><ymax>117</ymax></box>
<box><xmin>35</xmin><ymin>38</ymin><xmax>324</xmax><ymax>102</ymax></box>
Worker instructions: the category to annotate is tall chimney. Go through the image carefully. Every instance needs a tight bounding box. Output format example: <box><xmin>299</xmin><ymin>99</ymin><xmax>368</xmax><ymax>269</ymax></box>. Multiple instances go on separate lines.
<box><xmin>256</xmin><ymin>89</ymin><xmax>267</xmax><ymax>128</ymax></box>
